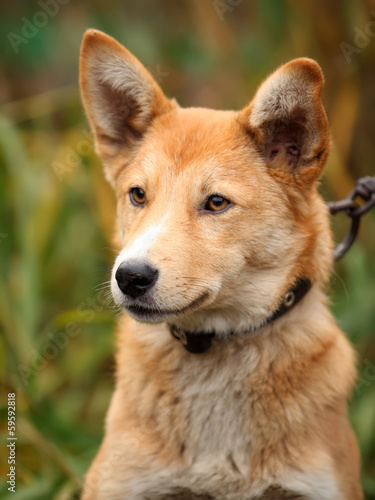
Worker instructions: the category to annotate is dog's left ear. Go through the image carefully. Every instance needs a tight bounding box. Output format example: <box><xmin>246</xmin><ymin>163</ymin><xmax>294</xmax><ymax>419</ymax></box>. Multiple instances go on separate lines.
<box><xmin>239</xmin><ymin>58</ymin><xmax>331</xmax><ymax>184</ymax></box>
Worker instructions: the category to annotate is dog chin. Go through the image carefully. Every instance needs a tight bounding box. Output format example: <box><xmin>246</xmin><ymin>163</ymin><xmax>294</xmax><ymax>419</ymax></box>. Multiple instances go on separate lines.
<box><xmin>124</xmin><ymin>303</ymin><xmax>174</xmax><ymax>323</ymax></box>
<box><xmin>115</xmin><ymin>291</ymin><xmax>211</xmax><ymax>324</ymax></box>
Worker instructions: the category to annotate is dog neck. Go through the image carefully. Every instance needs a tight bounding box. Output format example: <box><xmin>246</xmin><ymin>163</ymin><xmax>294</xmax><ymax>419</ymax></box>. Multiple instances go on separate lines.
<box><xmin>168</xmin><ymin>277</ymin><xmax>312</xmax><ymax>354</ymax></box>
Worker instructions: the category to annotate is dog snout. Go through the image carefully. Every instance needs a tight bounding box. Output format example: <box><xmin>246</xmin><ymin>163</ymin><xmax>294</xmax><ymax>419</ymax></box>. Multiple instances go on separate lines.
<box><xmin>115</xmin><ymin>261</ymin><xmax>159</xmax><ymax>299</ymax></box>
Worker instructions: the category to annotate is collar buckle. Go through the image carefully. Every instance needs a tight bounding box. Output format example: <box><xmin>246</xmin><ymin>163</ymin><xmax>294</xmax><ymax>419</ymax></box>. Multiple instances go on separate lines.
<box><xmin>170</xmin><ymin>326</ymin><xmax>188</xmax><ymax>346</ymax></box>
<box><xmin>170</xmin><ymin>325</ymin><xmax>215</xmax><ymax>354</ymax></box>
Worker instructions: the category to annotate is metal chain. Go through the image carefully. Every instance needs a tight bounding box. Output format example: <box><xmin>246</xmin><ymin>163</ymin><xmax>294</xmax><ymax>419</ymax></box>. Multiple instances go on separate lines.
<box><xmin>328</xmin><ymin>176</ymin><xmax>375</xmax><ymax>261</ymax></box>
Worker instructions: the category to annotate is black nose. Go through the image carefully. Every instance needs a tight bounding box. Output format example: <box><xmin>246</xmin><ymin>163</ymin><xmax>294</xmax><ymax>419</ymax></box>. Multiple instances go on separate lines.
<box><xmin>115</xmin><ymin>261</ymin><xmax>159</xmax><ymax>299</ymax></box>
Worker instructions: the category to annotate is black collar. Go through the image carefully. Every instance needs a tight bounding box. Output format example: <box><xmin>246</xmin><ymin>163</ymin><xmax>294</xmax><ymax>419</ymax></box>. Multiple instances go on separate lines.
<box><xmin>169</xmin><ymin>278</ymin><xmax>311</xmax><ymax>354</ymax></box>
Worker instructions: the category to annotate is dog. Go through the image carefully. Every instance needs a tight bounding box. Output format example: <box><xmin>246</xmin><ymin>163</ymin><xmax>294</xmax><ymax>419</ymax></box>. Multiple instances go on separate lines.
<box><xmin>79</xmin><ymin>29</ymin><xmax>363</xmax><ymax>500</ymax></box>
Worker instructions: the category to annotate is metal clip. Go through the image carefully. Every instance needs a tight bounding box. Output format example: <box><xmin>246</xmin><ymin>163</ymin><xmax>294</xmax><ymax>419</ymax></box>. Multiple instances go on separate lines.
<box><xmin>328</xmin><ymin>176</ymin><xmax>375</xmax><ymax>261</ymax></box>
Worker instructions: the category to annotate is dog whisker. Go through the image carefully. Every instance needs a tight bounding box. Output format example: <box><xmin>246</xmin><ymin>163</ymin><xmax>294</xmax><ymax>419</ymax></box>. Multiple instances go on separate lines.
<box><xmin>103</xmin><ymin>247</ymin><xmax>121</xmax><ymax>255</ymax></box>
<box><xmin>95</xmin><ymin>281</ymin><xmax>113</xmax><ymax>292</ymax></box>
<box><xmin>331</xmin><ymin>268</ymin><xmax>350</xmax><ymax>304</ymax></box>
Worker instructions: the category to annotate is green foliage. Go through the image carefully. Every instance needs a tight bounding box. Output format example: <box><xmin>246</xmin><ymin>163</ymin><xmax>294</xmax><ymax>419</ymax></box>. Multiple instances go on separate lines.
<box><xmin>0</xmin><ymin>1</ymin><xmax>375</xmax><ymax>498</ymax></box>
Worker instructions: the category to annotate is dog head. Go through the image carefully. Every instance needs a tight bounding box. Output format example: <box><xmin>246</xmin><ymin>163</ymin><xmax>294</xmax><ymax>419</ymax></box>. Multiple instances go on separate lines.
<box><xmin>80</xmin><ymin>30</ymin><xmax>333</xmax><ymax>334</ymax></box>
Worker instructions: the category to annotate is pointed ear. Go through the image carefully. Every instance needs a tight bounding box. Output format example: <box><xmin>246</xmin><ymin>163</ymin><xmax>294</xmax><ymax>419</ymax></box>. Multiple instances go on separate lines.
<box><xmin>79</xmin><ymin>30</ymin><xmax>174</xmax><ymax>181</ymax></box>
<box><xmin>239</xmin><ymin>58</ymin><xmax>331</xmax><ymax>184</ymax></box>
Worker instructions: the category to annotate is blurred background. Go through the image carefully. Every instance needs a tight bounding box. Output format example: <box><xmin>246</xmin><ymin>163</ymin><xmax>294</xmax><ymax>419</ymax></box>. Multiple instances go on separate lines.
<box><xmin>0</xmin><ymin>0</ymin><xmax>375</xmax><ymax>498</ymax></box>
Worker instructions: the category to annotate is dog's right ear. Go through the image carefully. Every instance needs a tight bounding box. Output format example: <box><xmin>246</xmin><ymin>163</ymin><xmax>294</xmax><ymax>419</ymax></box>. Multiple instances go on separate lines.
<box><xmin>79</xmin><ymin>30</ymin><xmax>173</xmax><ymax>183</ymax></box>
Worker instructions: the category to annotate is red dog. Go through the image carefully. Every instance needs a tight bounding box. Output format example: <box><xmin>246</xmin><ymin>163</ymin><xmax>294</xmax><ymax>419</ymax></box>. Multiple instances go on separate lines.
<box><xmin>79</xmin><ymin>29</ymin><xmax>362</xmax><ymax>500</ymax></box>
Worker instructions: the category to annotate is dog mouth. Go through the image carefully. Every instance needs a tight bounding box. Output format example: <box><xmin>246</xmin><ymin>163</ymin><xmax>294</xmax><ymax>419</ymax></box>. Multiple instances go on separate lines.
<box><xmin>125</xmin><ymin>291</ymin><xmax>210</xmax><ymax>322</ymax></box>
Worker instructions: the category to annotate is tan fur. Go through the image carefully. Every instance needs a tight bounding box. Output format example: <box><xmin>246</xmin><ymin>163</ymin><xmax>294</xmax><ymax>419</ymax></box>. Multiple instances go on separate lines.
<box><xmin>79</xmin><ymin>30</ymin><xmax>363</xmax><ymax>500</ymax></box>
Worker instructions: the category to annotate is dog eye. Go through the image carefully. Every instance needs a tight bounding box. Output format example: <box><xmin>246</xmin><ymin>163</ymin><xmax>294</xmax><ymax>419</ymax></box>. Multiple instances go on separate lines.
<box><xmin>205</xmin><ymin>195</ymin><xmax>230</xmax><ymax>213</ymax></box>
<box><xmin>130</xmin><ymin>187</ymin><xmax>146</xmax><ymax>206</ymax></box>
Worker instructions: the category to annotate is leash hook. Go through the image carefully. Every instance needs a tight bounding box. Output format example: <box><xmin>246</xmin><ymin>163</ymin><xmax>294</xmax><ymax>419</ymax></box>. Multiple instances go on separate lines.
<box><xmin>328</xmin><ymin>176</ymin><xmax>375</xmax><ymax>261</ymax></box>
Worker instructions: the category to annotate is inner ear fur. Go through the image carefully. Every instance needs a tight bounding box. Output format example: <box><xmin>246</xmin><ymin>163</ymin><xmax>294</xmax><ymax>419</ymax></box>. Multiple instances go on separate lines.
<box><xmin>239</xmin><ymin>58</ymin><xmax>331</xmax><ymax>183</ymax></box>
<box><xmin>79</xmin><ymin>29</ymin><xmax>174</xmax><ymax>180</ymax></box>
